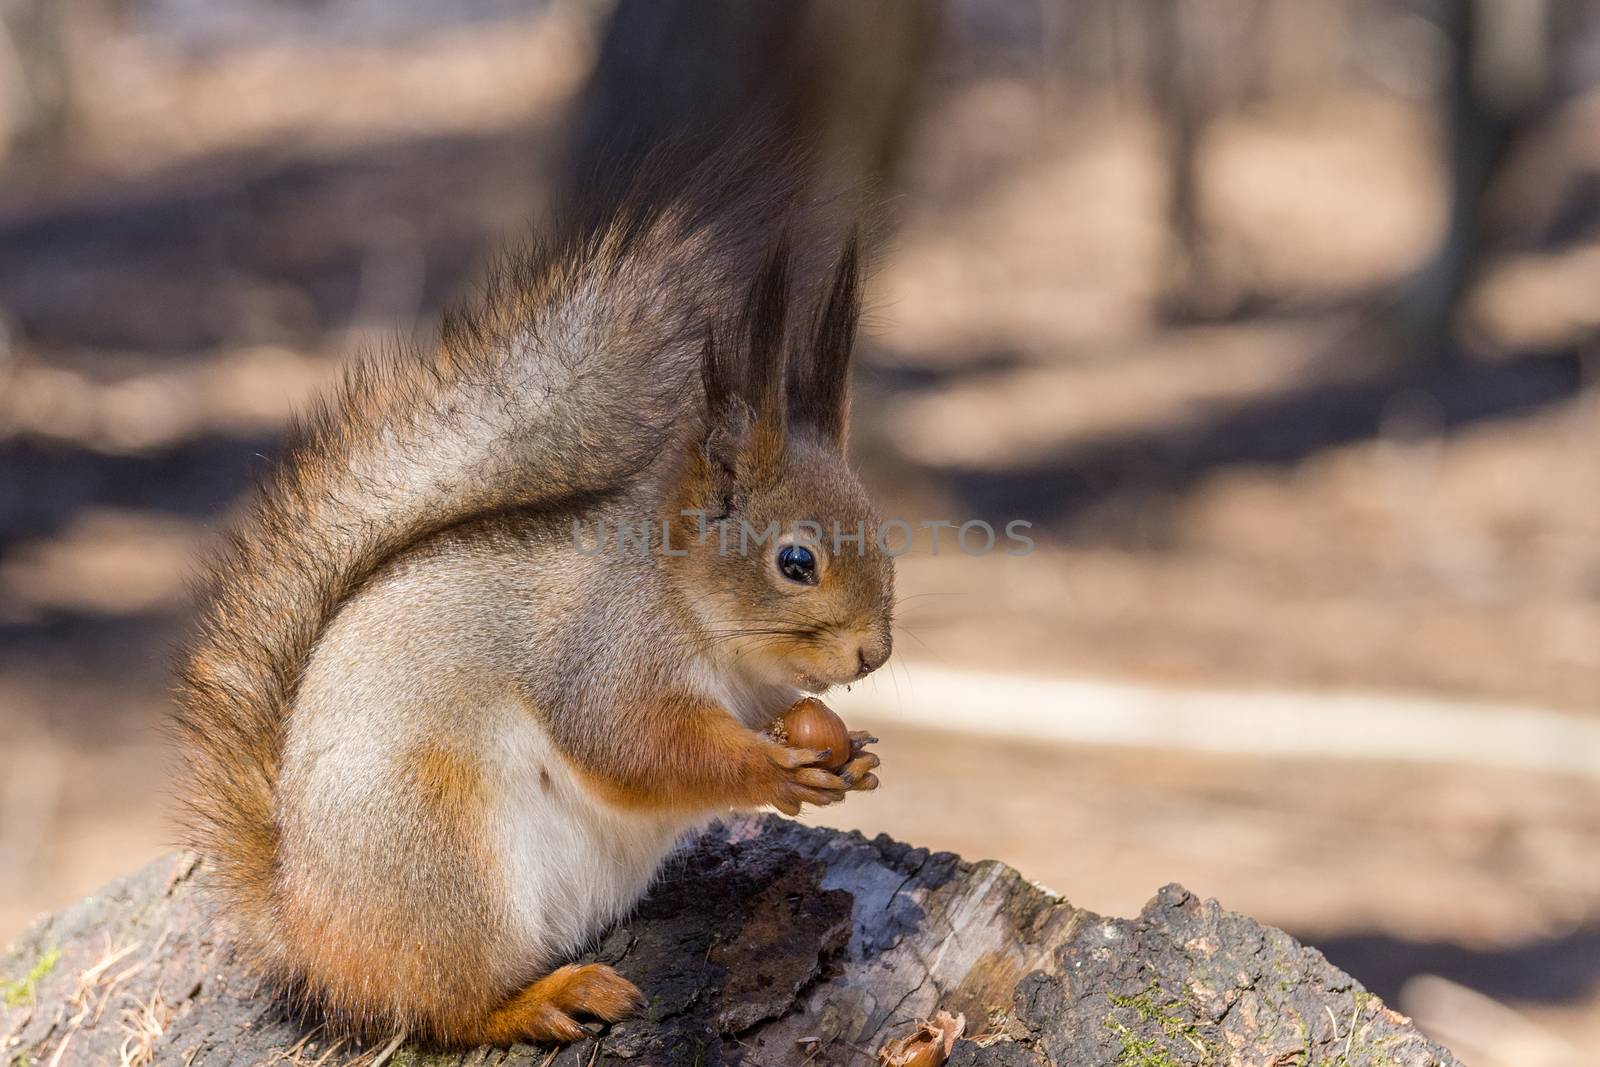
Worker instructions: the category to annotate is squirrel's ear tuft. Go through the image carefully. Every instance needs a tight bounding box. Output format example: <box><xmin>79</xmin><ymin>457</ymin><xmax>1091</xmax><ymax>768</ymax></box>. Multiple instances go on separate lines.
<box><xmin>741</xmin><ymin>232</ymin><xmax>792</xmax><ymax>467</ymax></box>
<box><xmin>693</xmin><ymin>233</ymin><xmax>794</xmax><ymax>495</ymax></box>
<box><xmin>697</xmin><ymin>233</ymin><xmax>791</xmax><ymax>479</ymax></box>
<box><xmin>700</xmin><ymin>320</ymin><xmax>737</xmax><ymax>428</ymax></box>
<box><xmin>792</xmin><ymin>235</ymin><xmax>860</xmax><ymax>446</ymax></box>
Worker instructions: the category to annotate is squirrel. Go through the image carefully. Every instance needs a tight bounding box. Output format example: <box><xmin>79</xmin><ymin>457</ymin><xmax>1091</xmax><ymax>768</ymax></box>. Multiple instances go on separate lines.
<box><xmin>170</xmin><ymin>150</ymin><xmax>896</xmax><ymax>1046</ymax></box>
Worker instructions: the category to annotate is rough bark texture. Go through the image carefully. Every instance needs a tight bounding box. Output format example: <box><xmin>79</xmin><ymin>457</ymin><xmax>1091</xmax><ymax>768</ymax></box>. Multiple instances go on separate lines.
<box><xmin>2</xmin><ymin>816</ymin><xmax>1459</xmax><ymax>1067</ymax></box>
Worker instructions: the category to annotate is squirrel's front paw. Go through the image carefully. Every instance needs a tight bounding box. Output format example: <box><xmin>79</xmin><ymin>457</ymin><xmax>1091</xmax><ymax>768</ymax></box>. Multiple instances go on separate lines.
<box><xmin>761</xmin><ymin>742</ymin><xmax>850</xmax><ymax>816</ymax></box>
<box><xmin>760</xmin><ymin>734</ymin><xmax>880</xmax><ymax>815</ymax></box>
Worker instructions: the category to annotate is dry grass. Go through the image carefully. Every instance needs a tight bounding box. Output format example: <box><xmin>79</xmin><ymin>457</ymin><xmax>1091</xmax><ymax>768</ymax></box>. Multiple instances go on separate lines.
<box><xmin>116</xmin><ymin>988</ymin><xmax>173</xmax><ymax>1067</ymax></box>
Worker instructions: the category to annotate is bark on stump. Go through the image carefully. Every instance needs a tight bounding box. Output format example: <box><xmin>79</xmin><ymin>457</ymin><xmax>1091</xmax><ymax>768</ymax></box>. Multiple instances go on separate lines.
<box><xmin>2</xmin><ymin>815</ymin><xmax>1460</xmax><ymax>1066</ymax></box>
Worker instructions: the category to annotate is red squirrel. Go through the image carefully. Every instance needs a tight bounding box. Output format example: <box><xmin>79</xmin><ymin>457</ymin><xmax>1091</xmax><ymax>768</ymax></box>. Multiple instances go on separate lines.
<box><xmin>172</xmin><ymin>166</ymin><xmax>893</xmax><ymax>1045</ymax></box>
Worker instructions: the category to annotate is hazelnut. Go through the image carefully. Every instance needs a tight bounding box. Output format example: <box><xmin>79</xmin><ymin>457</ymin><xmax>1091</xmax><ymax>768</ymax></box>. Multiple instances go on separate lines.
<box><xmin>769</xmin><ymin>697</ymin><xmax>851</xmax><ymax>770</ymax></box>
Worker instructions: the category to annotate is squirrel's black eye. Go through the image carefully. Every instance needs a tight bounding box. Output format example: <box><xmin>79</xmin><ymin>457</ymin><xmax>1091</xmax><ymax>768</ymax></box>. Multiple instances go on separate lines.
<box><xmin>776</xmin><ymin>544</ymin><xmax>818</xmax><ymax>585</ymax></box>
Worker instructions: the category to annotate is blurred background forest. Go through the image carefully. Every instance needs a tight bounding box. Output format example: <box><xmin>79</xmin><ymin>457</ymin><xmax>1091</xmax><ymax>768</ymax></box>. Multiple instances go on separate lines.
<box><xmin>1</xmin><ymin>1</ymin><xmax>1598</xmax><ymax>1064</ymax></box>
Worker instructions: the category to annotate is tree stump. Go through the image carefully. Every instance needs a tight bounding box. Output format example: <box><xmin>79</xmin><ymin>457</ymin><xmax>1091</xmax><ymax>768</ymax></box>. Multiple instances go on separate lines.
<box><xmin>2</xmin><ymin>816</ymin><xmax>1459</xmax><ymax>1066</ymax></box>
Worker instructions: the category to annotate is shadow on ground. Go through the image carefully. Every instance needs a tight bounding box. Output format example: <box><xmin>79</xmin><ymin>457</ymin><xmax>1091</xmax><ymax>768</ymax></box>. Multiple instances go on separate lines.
<box><xmin>0</xmin><ymin>117</ymin><xmax>556</xmax><ymax>355</ymax></box>
<box><xmin>890</xmin><ymin>349</ymin><xmax>1588</xmax><ymax>540</ymax></box>
<box><xmin>1315</xmin><ymin>924</ymin><xmax>1600</xmax><ymax>1008</ymax></box>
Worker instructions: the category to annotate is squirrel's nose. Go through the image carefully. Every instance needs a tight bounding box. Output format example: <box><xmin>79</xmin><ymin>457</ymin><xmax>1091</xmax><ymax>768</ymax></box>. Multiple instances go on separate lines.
<box><xmin>855</xmin><ymin>637</ymin><xmax>890</xmax><ymax>677</ymax></box>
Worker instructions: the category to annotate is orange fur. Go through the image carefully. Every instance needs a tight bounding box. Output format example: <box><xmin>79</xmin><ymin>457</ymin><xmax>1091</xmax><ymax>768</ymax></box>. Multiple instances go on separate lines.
<box><xmin>412</xmin><ymin>745</ymin><xmax>489</xmax><ymax>814</ymax></box>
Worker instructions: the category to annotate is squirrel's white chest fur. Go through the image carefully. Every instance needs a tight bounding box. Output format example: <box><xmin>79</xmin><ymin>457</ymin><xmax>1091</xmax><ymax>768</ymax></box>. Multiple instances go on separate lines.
<box><xmin>487</xmin><ymin>698</ymin><xmax>694</xmax><ymax>962</ymax></box>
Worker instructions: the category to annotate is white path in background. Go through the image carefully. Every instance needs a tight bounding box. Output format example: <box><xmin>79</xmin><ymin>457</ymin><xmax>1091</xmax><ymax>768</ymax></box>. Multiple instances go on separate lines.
<box><xmin>829</xmin><ymin>662</ymin><xmax>1600</xmax><ymax>781</ymax></box>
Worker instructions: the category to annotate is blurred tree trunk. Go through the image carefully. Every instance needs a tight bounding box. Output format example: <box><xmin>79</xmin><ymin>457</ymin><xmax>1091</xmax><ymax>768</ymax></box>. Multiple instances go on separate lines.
<box><xmin>559</xmin><ymin>0</ymin><xmax>939</xmax><ymax>249</ymax></box>
<box><xmin>1400</xmin><ymin>0</ymin><xmax>1549</xmax><ymax>366</ymax></box>
<box><xmin>0</xmin><ymin>0</ymin><xmax>76</xmax><ymax>158</ymax></box>
<box><xmin>1146</xmin><ymin>0</ymin><xmax>1207</xmax><ymax>320</ymax></box>
<box><xmin>1145</xmin><ymin>0</ymin><xmax>1270</xmax><ymax>321</ymax></box>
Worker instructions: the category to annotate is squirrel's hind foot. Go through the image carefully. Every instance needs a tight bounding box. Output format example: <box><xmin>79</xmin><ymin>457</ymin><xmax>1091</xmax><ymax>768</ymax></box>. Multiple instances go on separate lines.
<box><xmin>473</xmin><ymin>963</ymin><xmax>643</xmax><ymax>1046</ymax></box>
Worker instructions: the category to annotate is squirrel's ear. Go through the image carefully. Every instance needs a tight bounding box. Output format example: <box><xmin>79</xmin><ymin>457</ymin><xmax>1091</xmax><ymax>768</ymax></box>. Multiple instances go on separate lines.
<box><xmin>791</xmin><ymin>235</ymin><xmax>860</xmax><ymax>446</ymax></box>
